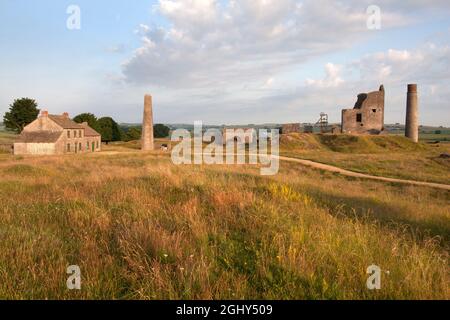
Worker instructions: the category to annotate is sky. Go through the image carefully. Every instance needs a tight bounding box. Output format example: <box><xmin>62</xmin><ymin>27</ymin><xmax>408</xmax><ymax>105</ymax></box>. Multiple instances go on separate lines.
<box><xmin>0</xmin><ymin>0</ymin><xmax>449</xmax><ymax>126</ymax></box>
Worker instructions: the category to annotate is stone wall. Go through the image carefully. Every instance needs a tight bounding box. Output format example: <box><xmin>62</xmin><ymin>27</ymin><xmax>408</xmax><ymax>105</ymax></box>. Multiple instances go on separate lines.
<box><xmin>14</xmin><ymin>142</ymin><xmax>55</xmax><ymax>155</ymax></box>
<box><xmin>281</xmin><ymin>123</ymin><xmax>301</xmax><ymax>134</ymax></box>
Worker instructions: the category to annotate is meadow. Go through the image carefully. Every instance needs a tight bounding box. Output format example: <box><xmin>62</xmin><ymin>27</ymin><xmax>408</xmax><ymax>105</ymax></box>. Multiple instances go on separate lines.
<box><xmin>0</xmin><ymin>136</ymin><xmax>448</xmax><ymax>299</ymax></box>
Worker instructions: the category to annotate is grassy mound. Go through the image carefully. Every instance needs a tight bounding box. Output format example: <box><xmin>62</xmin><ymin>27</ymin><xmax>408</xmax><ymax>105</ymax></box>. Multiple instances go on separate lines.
<box><xmin>314</xmin><ymin>134</ymin><xmax>426</xmax><ymax>154</ymax></box>
<box><xmin>279</xmin><ymin>134</ymin><xmax>449</xmax><ymax>184</ymax></box>
<box><xmin>280</xmin><ymin>133</ymin><xmax>427</xmax><ymax>154</ymax></box>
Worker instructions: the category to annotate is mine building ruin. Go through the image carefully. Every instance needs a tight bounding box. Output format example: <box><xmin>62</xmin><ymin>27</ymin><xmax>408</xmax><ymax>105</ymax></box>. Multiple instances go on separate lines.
<box><xmin>141</xmin><ymin>94</ymin><xmax>155</xmax><ymax>151</ymax></box>
<box><xmin>281</xmin><ymin>123</ymin><xmax>301</xmax><ymax>134</ymax></box>
<box><xmin>405</xmin><ymin>84</ymin><xmax>419</xmax><ymax>143</ymax></box>
<box><xmin>341</xmin><ymin>85</ymin><xmax>385</xmax><ymax>135</ymax></box>
<box><xmin>222</xmin><ymin>128</ymin><xmax>256</xmax><ymax>145</ymax></box>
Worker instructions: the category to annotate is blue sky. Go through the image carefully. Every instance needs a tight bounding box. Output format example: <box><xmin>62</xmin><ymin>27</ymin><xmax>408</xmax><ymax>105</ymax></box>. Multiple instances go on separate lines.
<box><xmin>1</xmin><ymin>0</ymin><xmax>449</xmax><ymax>125</ymax></box>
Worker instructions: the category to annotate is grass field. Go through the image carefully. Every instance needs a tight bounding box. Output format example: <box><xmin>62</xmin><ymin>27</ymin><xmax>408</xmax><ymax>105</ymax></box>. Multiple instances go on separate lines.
<box><xmin>0</xmin><ymin>139</ymin><xmax>448</xmax><ymax>299</ymax></box>
<box><xmin>0</xmin><ymin>131</ymin><xmax>15</xmax><ymax>144</ymax></box>
<box><xmin>280</xmin><ymin>134</ymin><xmax>450</xmax><ymax>184</ymax></box>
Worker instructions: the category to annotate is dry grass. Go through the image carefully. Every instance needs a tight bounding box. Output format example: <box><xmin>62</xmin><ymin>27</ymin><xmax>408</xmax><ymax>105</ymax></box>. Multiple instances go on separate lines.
<box><xmin>0</xmin><ymin>147</ymin><xmax>448</xmax><ymax>299</ymax></box>
<box><xmin>280</xmin><ymin>134</ymin><xmax>450</xmax><ymax>184</ymax></box>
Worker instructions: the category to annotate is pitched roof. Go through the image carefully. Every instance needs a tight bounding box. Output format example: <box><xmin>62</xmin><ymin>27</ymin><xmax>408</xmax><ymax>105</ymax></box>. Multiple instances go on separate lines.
<box><xmin>80</xmin><ymin>122</ymin><xmax>101</xmax><ymax>137</ymax></box>
<box><xmin>15</xmin><ymin>131</ymin><xmax>62</xmax><ymax>143</ymax></box>
<box><xmin>48</xmin><ymin>115</ymin><xmax>83</xmax><ymax>129</ymax></box>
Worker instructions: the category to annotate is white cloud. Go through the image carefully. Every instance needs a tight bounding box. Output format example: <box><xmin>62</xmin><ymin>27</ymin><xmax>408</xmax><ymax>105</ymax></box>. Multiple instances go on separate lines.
<box><xmin>353</xmin><ymin>44</ymin><xmax>450</xmax><ymax>86</ymax></box>
<box><xmin>122</xmin><ymin>0</ymin><xmax>411</xmax><ymax>88</ymax></box>
<box><xmin>306</xmin><ymin>63</ymin><xmax>344</xmax><ymax>88</ymax></box>
<box><xmin>114</xmin><ymin>0</ymin><xmax>450</xmax><ymax>125</ymax></box>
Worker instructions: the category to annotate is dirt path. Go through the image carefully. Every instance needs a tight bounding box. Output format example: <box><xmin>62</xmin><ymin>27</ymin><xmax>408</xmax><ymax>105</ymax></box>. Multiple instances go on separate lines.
<box><xmin>198</xmin><ymin>152</ymin><xmax>450</xmax><ymax>190</ymax></box>
<box><xmin>276</xmin><ymin>155</ymin><xmax>450</xmax><ymax>190</ymax></box>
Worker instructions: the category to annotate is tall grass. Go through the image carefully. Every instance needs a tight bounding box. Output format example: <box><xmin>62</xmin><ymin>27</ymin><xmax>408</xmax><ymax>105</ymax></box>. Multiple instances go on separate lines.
<box><xmin>0</xmin><ymin>151</ymin><xmax>448</xmax><ymax>299</ymax></box>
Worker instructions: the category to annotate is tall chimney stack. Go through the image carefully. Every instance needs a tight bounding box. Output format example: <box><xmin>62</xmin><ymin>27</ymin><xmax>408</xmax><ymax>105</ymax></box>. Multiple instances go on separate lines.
<box><xmin>141</xmin><ymin>94</ymin><xmax>154</xmax><ymax>151</ymax></box>
<box><xmin>405</xmin><ymin>84</ymin><xmax>419</xmax><ymax>143</ymax></box>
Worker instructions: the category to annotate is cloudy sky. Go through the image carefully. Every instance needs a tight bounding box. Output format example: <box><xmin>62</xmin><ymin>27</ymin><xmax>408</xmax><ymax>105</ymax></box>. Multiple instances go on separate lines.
<box><xmin>0</xmin><ymin>0</ymin><xmax>449</xmax><ymax>125</ymax></box>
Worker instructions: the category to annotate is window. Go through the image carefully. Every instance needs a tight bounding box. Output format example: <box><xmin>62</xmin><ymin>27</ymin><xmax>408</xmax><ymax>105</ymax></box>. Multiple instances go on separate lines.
<box><xmin>67</xmin><ymin>131</ymin><xmax>70</xmax><ymax>138</ymax></box>
<box><xmin>372</xmin><ymin>109</ymin><xmax>377</xmax><ymax>113</ymax></box>
<box><xmin>74</xmin><ymin>130</ymin><xmax>77</xmax><ymax>138</ymax></box>
<box><xmin>79</xmin><ymin>143</ymin><xmax>82</xmax><ymax>151</ymax></box>
<box><xmin>356</xmin><ymin>114</ymin><xmax>362</xmax><ymax>122</ymax></box>
<box><xmin>67</xmin><ymin>144</ymin><xmax>70</xmax><ymax>152</ymax></box>
<box><xmin>87</xmin><ymin>142</ymin><xmax>89</xmax><ymax>150</ymax></box>
<box><xmin>79</xmin><ymin>130</ymin><xmax>82</xmax><ymax>137</ymax></box>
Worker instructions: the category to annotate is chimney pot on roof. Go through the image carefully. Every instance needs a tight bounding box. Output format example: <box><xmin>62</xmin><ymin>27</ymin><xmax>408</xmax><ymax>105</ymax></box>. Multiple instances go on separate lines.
<box><xmin>41</xmin><ymin>110</ymin><xmax>49</xmax><ymax>117</ymax></box>
<box><xmin>63</xmin><ymin>112</ymin><xmax>69</xmax><ymax>118</ymax></box>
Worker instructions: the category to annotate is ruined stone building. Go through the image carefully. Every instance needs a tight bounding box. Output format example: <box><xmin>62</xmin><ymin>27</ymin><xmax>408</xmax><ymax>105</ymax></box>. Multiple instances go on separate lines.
<box><xmin>281</xmin><ymin>123</ymin><xmax>301</xmax><ymax>134</ymax></box>
<box><xmin>14</xmin><ymin>111</ymin><xmax>101</xmax><ymax>155</ymax></box>
<box><xmin>222</xmin><ymin>128</ymin><xmax>256</xmax><ymax>145</ymax></box>
<box><xmin>341</xmin><ymin>85</ymin><xmax>385</xmax><ymax>135</ymax></box>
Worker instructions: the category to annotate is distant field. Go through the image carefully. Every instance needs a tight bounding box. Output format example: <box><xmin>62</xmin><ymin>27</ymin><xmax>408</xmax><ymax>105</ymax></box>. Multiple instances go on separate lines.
<box><xmin>0</xmin><ymin>145</ymin><xmax>448</xmax><ymax>299</ymax></box>
<box><xmin>420</xmin><ymin>133</ymin><xmax>450</xmax><ymax>143</ymax></box>
<box><xmin>0</xmin><ymin>131</ymin><xmax>16</xmax><ymax>143</ymax></box>
<box><xmin>389</xmin><ymin>127</ymin><xmax>450</xmax><ymax>143</ymax></box>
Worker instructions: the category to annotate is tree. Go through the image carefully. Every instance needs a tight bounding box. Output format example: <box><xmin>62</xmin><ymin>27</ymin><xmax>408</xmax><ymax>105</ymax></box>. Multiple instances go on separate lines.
<box><xmin>3</xmin><ymin>98</ymin><xmax>40</xmax><ymax>133</ymax></box>
<box><xmin>123</xmin><ymin>127</ymin><xmax>142</xmax><ymax>142</ymax></box>
<box><xmin>154</xmin><ymin>124</ymin><xmax>170</xmax><ymax>138</ymax></box>
<box><xmin>97</xmin><ymin>117</ymin><xmax>122</xmax><ymax>144</ymax></box>
<box><xmin>73</xmin><ymin>113</ymin><xmax>100</xmax><ymax>131</ymax></box>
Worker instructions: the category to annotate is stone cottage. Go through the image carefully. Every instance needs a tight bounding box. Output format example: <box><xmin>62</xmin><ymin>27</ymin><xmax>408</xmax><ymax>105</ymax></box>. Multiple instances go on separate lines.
<box><xmin>14</xmin><ymin>111</ymin><xmax>101</xmax><ymax>155</ymax></box>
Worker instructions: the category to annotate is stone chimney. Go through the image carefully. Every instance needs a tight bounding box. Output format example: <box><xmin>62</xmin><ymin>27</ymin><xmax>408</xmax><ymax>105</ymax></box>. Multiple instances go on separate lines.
<box><xmin>405</xmin><ymin>84</ymin><xmax>419</xmax><ymax>143</ymax></box>
<box><xmin>62</xmin><ymin>112</ymin><xmax>69</xmax><ymax>118</ymax></box>
<box><xmin>81</xmin><ymin>122</ymin><xmax>88</xmax><ymax>126</ymax></box>
<box><xmin>141</xmin><ymin>94</ymin><xmax>154</xmax><ymax>151</ymax></box>
<box><xmin>41</xmin><ymin>110</ymin><xmax>49</xmax><ymax>117</ymax></box>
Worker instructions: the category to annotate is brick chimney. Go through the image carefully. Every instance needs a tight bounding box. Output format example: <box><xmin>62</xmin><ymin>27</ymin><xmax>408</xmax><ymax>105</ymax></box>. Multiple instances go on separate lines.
<box><xmin>62</xmin><ymin>112</ymin><xmax>69</xmax><ymax>118</ymax></box>
<box><xmin>41</xmin><ymin>110</ymin><xmax>49</xmax><ymax>117</ymax></box>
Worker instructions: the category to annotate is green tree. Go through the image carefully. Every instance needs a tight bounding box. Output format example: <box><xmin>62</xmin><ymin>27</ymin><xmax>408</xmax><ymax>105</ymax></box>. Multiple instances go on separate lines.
<box><xmin>97</xmin><ymin>117</ymin><xmax>122</xmax><ymax>144</ymax></box>
<box><xmin>123</xmin><ymin>127</ymin><xmax>142</xmax><ymax>142</ymax></box>
<box><xmin>73</xmin><ymin>113</ymin><xmax>100</xmax><ymax>131</ymax></box>
<box><xmin>3</xmin><ymin>98</ymin><xmax>40</xmax><ymax>133</ymax></box>
<box><xmin>154</xmin><ymin>124</ymin><xmax>170</xmax><ymax>138</ymax></box>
